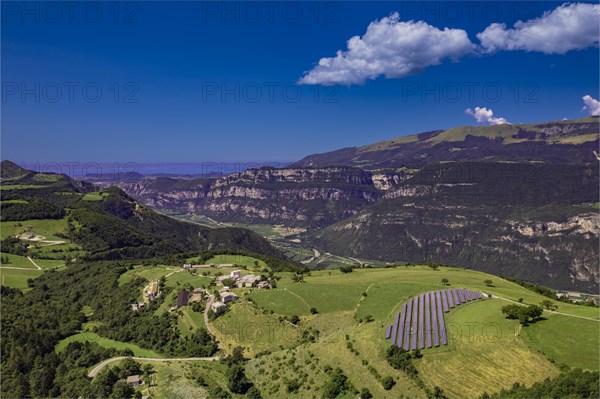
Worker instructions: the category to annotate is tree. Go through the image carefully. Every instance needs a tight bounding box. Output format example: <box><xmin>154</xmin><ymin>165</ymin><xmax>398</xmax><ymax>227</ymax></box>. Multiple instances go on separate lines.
<box><xmin>245</xmin><ymin>385</ymin><xmax>262</xmax><ymax>398</ymax></box>
<box><xmin>291</xmin><ymin>274</ymin><xmax>304</xmax><ymax>283</ymax></box>
<box><xmin>432</xmin><ymin>386</ymin><xmax>447</xmax><ymax>398</ymax></box>
<box><xmin>540</xmin><ymin>299</ymin><xmax>557</xmax><ymax>311</ymax></box>
<box><xmin>381</xmin><ymin>376</ymin><xmax>395</xmax><ymax>390</ymax></box>
<box><xmin>310</xmin><ymin>307</ymin><xmax>318</xmax><ymax>314</ymax></box>
<box><xmin>441</xmin><ymin>278</ymin><xmax>449</xmax><ymax>286</ymax></box>
<box><xmin>340</xmin><ymin>266</ymin><xmax>353</xmax><ymax>273</ymax></box>
<box><xmin>109</xmin><ymin>381</ymin><xmax>134</xmax><ymax>399</ymax></box>
<box><xmin>360</xmin><ymin>388</ymin><xmax>373</xmax><ymax>399</ymax></box>
<box><xmin>289</xmin><ymin>315</ymin><xmax>300</xmax><ymax>325</ymax></box>
<box><xmin>502</xmin><ymin>304</ymin><xmax>543</xmax><ymax>325</ymax></box>
<box><xmin>484</xmin><ymin>279</ymin><xmax>493</xmax><ymax>287</ymax></box>
<box><xmin>228</xmin><ymin>346</ymin><xmax>246</xmax><ymax>365</ymax></box>
<box><xmin>227</xmin><ymin>364</ymin><xmax>252</xmax><ymax>394</ymax></box>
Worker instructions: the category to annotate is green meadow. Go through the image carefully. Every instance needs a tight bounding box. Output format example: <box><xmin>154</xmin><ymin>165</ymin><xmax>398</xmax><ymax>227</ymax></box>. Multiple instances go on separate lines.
<box><xmin>55</xmin><ymin>332</ymin><xmax>162</xmax><ymax>358</ymax></box>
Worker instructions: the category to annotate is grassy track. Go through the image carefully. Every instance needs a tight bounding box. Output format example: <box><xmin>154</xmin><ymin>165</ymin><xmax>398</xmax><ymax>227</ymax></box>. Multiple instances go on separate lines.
<box><xmin>55</xmin><ymin>332</ymin><xmax>163</xmax><ymax>358</ymax></box>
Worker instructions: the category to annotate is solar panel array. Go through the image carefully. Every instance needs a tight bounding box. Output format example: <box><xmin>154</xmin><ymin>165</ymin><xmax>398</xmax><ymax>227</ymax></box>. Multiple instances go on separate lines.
<box><xmin>386</xmin><ymin>288</ymin><xmax>481</xmax><ymax>348</ymax></box>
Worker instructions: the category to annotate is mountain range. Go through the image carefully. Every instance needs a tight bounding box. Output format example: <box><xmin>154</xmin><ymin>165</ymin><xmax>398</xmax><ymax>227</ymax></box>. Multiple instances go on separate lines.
<box><xmin>98</xmin><ymin>117</ymin><xmax>598</xmax><ymax>292</ymax></box>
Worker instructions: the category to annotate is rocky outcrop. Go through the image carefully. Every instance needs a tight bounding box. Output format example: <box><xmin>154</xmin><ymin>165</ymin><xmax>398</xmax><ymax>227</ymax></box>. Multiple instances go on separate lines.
<box><xmin>117</xmin><ymin>167</ymin><xmax>388</xmax><ymax>227</ymax></box>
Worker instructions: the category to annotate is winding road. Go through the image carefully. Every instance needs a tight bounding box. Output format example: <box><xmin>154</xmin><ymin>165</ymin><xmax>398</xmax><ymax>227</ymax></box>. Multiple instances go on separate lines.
<box><xmin>87</xmin><ymin>355</ymin><xmax>220</xmax><ymax>378</ymax></box>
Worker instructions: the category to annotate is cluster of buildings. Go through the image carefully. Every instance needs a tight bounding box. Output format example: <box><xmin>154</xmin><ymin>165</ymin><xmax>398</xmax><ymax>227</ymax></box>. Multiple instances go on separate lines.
<box><xmin>131</xmin><ymin>280</ymin><xmax>161</xmax><ymax>312</ymax></box>
<box><xmin>176</xmin><ymin>287</ymin><xmax>207</xmax><ymax>309</ymax></box>
<box><xmin>182</xmin><ymin>263</ymin><xmax>234</xmax><ymax>269</ymax></box>
<box><xmin>216</xmin><ymin>270</ymin><xmax>270</xmax><ymax>289</ymax></box>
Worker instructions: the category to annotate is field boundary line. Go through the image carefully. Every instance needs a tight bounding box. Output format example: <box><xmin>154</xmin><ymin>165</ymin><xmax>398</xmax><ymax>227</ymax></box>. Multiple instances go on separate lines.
<box><xmin>284</xmin><ymin>287</ymin><xmax>312</xmax><ymax>312</ymax></box>
<box><xmin>27</xmin><ymin>257</ymin><xmax>42</xmax><ymax>270</ymax></box>
<box><xmin>493</xmin><ymin>296</ymin><xmax>599</xmax><ymax>322</ymax></box>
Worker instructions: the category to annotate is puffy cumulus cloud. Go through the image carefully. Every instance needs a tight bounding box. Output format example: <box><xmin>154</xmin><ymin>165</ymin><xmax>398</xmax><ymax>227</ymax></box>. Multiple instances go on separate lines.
<box><xmin>582</xmin><ymin>95</ymin><xmax>600</xmax><ymax>116</ymax></box>
<box><xmin>477</xmin><ymin>3</ymin><xmax>600</xmax><ymax>54</ymax></box>
<box><xmin>465</xmin><ymin>107</ymin><xmax>510</xmax><ymax>125</ymax></box>
<box><xmin>298</xmin><ymin>12</ymin><xmax>475</xmax><ymax>86</ymax></box>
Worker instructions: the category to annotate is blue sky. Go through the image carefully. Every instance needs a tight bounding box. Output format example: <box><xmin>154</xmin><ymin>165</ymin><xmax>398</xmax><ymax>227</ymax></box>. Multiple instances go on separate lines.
<box><xmin>2</xmin><ymin>1</ymin><xmax>598</xmax><ymax>165</ymax></box>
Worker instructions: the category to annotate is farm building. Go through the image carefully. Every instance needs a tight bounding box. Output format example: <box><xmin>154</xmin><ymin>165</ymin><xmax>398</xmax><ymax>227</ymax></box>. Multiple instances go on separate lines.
<box><xmin>230</xmin><ymin>270</ymin><xmax>241</xmax><ymax>279</ymax></box>
<box><xmin>257</xmin><ymin>281</ymin><xmax>271</xmax><ymax>289</ymax></box>
<box><xmin>126</xmin><ymin>375</ymin><xmax>141</xmax><ymax>387</ymax></box>
<box><xmin>211</xmin><ymin>301</ymin><xmax>227</xmax><ymax>313</ymax></box>
<box><xmin>221</xmin><ymin>292</ymin><xmax>239</xmax><ymax>303</ymax></box>
<box><xmin>236</xmin><ymin>274</ymin><xmax>261</xmax><ymax>288</ymax></box>
<box><xmin>176</xmin><ymin>291</ymin><xmax>189</xmax><ymax>308</ymax></box>
<box><xmin>131</xmin><ymin>302</ymin><xmax>145</xmax><ymax>312</ymax></box>
<box><xmin>189</xmin><ymin>293</ymin><xmax>203</xmax><ymax>303</ymax></box>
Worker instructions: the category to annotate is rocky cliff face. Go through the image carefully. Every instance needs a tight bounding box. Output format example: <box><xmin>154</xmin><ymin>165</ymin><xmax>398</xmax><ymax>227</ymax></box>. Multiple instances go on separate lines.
<box><xmin>309</xmin><ymin>162</ymin><xmax>599</xmax><ymax>291</ymax></box>
<box><xmin>117</xmin><ymin>167</ymin><xmax>387</xmax><ymax>227</ymax></box>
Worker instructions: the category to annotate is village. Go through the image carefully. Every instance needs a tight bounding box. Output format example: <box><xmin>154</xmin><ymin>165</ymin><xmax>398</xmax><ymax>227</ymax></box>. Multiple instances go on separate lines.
<box><xmin>132</xmin><ymin>261</ymin><xmax>273</xmax><ymax>316</ymax></box>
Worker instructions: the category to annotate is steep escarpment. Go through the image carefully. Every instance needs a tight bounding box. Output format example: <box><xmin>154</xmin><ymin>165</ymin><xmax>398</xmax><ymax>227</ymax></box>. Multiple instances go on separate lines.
<box><xmin>310</xmin><ymin>162</ymin><xmax>600</xmax><ymax>291</ymax></box>
<box><xmin>118</xmin><ymin>167</ymin><xmax>393</xmax><ymax>227</ymax></box>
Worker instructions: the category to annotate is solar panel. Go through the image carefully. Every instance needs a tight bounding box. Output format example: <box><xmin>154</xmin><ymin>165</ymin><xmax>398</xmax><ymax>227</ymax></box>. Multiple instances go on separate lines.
<box><xmin>475</xmin><ymin>291</ymin><xmax>482</xmax><ymax>299</ymax></box>
<box><xmin>436</xmin><ymin>291</ymin><xmax>447</xmax><ymax>345</ymax></box>
<box><xmin>464</xmin><ymin>288</ymin><xmax>472</xmax><ymax>301</ymax></box>
<box><xmin>411</xmin><ymin>295</ymin><xmax>419</xmax><ymax>350</ymax></box>
<box><xmin>441</xmin><ymin>289</ymin><xmax>449</xmax><ymax>312</ymax></box>
<box><xmin>446</xmin><ymin>288</ymin><xmax>455</xmax><ymax>308</ymax></box>
<box><xmin>385</xmin><ymin>325</ymin><xmax>392</xmax><ymax>339</ymax></box>
<box><xmin>457</xmin><ymin>288</ymin><xmax>466</xmax><ymax>303</ymax></box>
<box><xmin>418</xmin><ymin>294</ymin><xmax>425</xmax><ymax>349</ymax></box>
<box><xmin>403</xmin><ymin>299</ymin><xmax>413</xmax><ymax>350</ymax></box>
<box><xmin>430</xmin><ymin>291</ymin><xmax>439</xmax><ymax>347</ymax></box>
<box><xmin>396</xmin><ymin>303</ymin><xmax>407</xmax><ymax>347</ymax></box>
<box><xmin>425</xmin><ymin>292</ymin><xmax>432</xmax><ymax>348</ymax></box>
<box><xmin>390</xmin><ymin>309</ymin><xmax>401</xmax><ymax>345</ymax></box>
<box><xmin>452</xmin><ymin>288</ymin><xmax>460</xmax><ymax>304</ymax></box>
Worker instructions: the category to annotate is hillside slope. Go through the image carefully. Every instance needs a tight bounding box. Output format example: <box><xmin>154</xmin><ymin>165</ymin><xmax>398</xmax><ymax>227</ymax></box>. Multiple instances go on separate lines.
<box><xmin>0</xmin><ymin>161</ymin><xmax>282</xmax><ymax>261</ymax></box>
<box><xmin>311</xmin><ymin>162</ymin><xmax>599</xmax><ymax>291</ymax></box>
<box><xmin>293</xmin><ymin>117</ymin><xmax>599</xmax><ymax>169</ymax></box>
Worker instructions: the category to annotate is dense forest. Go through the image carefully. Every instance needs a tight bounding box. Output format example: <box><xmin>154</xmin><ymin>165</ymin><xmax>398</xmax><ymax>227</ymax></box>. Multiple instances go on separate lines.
<box><xmin>0</xmin><ymin>261</ymin><xmax>218</xmax><ymax>398</ymax></box>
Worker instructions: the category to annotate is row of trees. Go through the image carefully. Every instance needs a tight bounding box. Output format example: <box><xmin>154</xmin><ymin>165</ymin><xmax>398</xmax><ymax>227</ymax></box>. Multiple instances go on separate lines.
<box><xmin>501</xmin><ymin>304</ymin><xmax>543</xmax><ymax>325</ymax></box>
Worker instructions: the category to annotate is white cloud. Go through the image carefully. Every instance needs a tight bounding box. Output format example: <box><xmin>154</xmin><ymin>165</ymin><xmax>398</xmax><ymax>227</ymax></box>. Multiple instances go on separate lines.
<box><xmin>465</xmin><ymin>107</ymin><xmax>510</xmax><ymax>125</ymax></box>
<box><xmin>298</xmin><ymin>12</ymin><xmax>475</xmax><ymax>86</ymax></box>
<box><xmin>582</xmin><ymin>95</ymin><xmax>600</xmax><ymax>116</ymax></box>
<box><xmin>477</xmin><ymin>3</ymin><xmax>600</xmax><ymax>54</ymax></box>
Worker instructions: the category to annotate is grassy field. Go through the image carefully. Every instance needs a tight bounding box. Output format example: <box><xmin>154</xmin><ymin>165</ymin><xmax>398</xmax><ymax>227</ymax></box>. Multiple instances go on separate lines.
<box><xmin>211</xmin><ymin>301</ymin><xmax>303</xmax><ymax>357</ymax></box>
<box><xmin>118</xmin><ymin>265</ymin><xmax>176</xmax><ymax>286</ymax></box>
<box><xmin>29</xmin><ymin>257</ymin><xmax>65</xmax><ymax>269</ymax></box>
<box><xmin>28</xmin><ymin>243</ymin><xmax>85</xmax><ymax>260</ymax></box>
<box><xmin>55</xmin><ymin>332</ymin><xmax>163</xmax><ymax>358</ymax></box>
<box><xmin>0</xmin><ymin>184</ymin><xmax>46</xmax><ymax>190</ymax></box>
<box><xmin>0</xmin><ymin>218</ymin><xmax>69</xmax><ymax>240</ymax></box>
<box><xmin>178</xmin><ymin>307</ymin><xmax>207</xmax><ymax>336</ymax></box>
<box><xmin>82</xmin><ymin>191</ymin><xmax>111</xmax><ymax>201</ymax></box>
<box><xmin>242</xmin><ymin>266</ymin><xmax>598</xmax><ymax>398</ymax></box>
<box><xmin>416</xmin><ymin>299</ymin><xmax>559</xmax><ymax>398</ymax></box>
<box><xmin>164</xmin><ymin>272</ymin><xmax>213</xmax><ymax>290</ymax></box>
<box><xmin>522</xmin><ymin>313</ymin><xmax>600</xmax><ymax>370</ymax></box>
<box><xmin>0</xmin><ymin>267</ymin><xmax>42</xmax><ymax>289</ymax></box>
<box><xmin>186</xmin><ymin>254</ymin><xmax>269</xmax><ymax>271</ymax></box>
<box><xmin>138</xmin><ymin>359</ymin><xmax>231</xmax><ymax>399</ymax></box>
<box><xmin>0</xmin><ymin>252</ymin><xmax>38</xmax><ymax>269</ymax></box>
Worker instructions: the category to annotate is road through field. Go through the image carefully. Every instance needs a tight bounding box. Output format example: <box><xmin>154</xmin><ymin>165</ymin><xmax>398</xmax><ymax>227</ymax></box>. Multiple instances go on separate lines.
<box><xmin>27</xmin><ymin>257</ymin><xmax>42</xmax><ymax>270</ymax></box>
<box><xmin>87</xmin><ymin>355</ymin><xmax>220</xmax><ymax>378</ymax></box>
<box><xmin>494</xmin><ymin>295</ymin><xmax>599</xmax><ymax>322</ymax></box>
